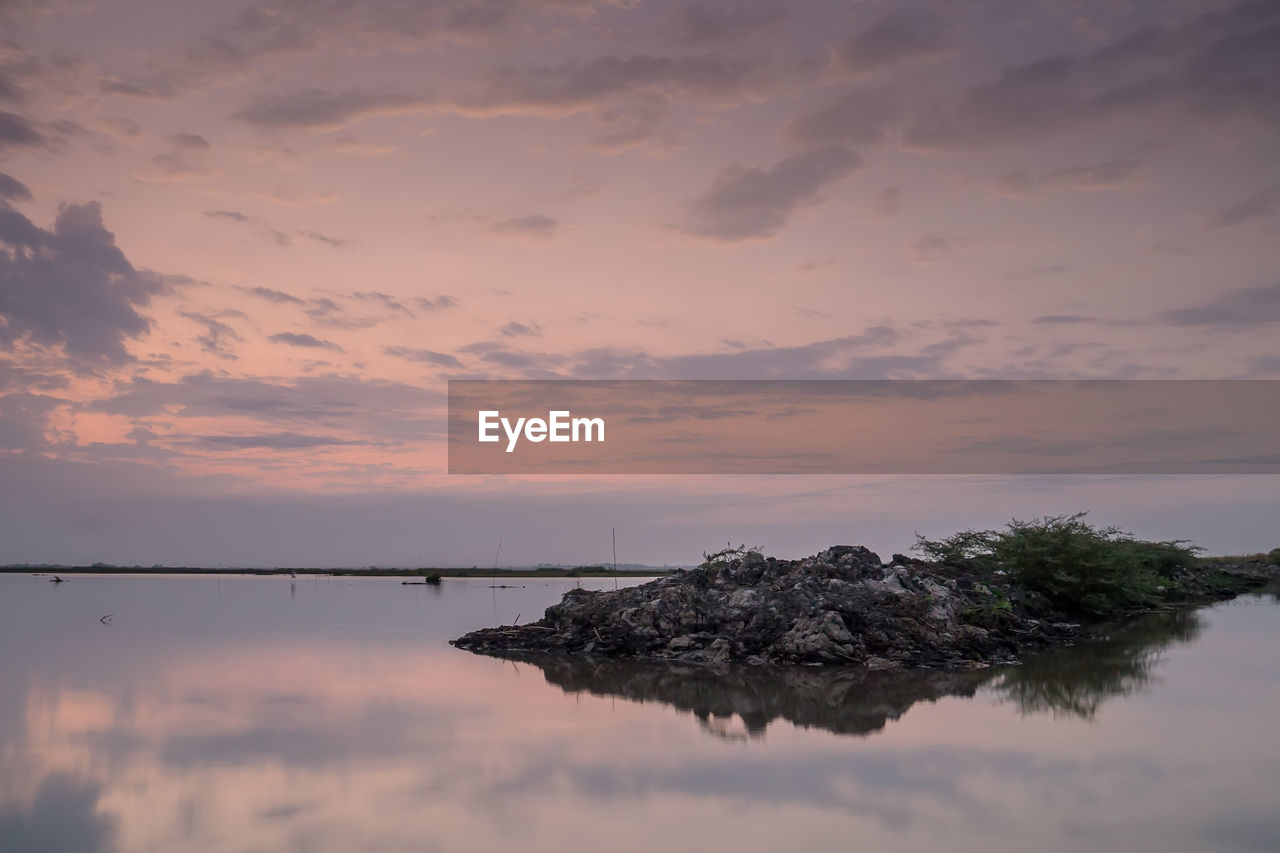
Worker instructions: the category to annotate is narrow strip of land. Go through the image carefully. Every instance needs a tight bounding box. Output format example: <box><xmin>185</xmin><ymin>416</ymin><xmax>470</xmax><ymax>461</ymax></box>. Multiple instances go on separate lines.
<box><xmin>1</xmin><ymin>566</ymin><xmax>673</xmax><ymax>578</ymax></box>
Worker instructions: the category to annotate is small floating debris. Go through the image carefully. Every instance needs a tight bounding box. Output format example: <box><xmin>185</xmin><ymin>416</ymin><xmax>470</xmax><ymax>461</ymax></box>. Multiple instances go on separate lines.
<box><xmin>49</xmin><ymin>575</ymin><xmax>65</xmax><ymax>584</ymax></box>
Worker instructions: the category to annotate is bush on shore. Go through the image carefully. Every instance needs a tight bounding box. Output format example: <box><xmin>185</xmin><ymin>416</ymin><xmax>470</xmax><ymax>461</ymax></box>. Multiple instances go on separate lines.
<box><xmin>913</xmin><ymin>513</ymin><xmax>1201</xmax><ymax>616</ymax></box>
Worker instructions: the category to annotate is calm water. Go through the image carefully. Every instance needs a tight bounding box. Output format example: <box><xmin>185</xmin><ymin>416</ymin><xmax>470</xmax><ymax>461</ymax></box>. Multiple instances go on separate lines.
<box><xmin>1</xmin><ymin>574</ymin><xmax>1278</xmax><ymax>853</ymax></box>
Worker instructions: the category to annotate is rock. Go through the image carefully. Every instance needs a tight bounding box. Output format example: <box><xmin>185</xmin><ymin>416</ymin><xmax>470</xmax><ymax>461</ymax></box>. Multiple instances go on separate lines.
<box><xmin>453</xmin><ymin>546</ymin><xmax>1072</xmax><ymax>668</ymax></box>
<box><xmin>451</xmin><ymin>549</ymin><xmax>1280</xmax><ymax>669</ymax></box>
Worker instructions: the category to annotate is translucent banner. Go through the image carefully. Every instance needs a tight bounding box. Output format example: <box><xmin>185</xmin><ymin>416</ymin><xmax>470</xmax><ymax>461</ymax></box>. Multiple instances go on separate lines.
<box><xmin>447</xmin><ymin>380</ymin><xmax>1280</xmax><ymax>474</ymax></box>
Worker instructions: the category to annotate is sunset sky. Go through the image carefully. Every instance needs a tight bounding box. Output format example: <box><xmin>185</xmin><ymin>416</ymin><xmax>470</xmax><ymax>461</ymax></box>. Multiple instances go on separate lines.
<box><xmin>2</xmin><ymin>0</ymin><xmax>1278</xmax><ymax>566</ymax></box>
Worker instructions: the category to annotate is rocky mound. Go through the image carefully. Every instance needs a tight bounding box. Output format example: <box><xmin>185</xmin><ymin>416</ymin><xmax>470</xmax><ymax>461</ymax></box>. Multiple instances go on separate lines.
<box><xmin>452</xmin><ymin>546</ymin><xmax>1089</xmax><ymax>668</ymax></box>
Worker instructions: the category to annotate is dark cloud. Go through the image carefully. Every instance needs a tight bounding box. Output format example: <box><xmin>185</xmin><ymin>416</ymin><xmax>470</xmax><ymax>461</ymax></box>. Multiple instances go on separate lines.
<box><xmin>459</xmin><ymin>54</ymin><xmax>778</xmax><ymax>114</ymax></box>
<box><xmin>0</xmin><ymin>201</ymin><xmax>164</xmax><ymax>364</ymax></box>
<box><xmin>0</xmin><ymin>74</ymin><xmax>21</xmax><ymax>104</ymax></box>
<box><xmin>206</xmin><ymin>209</ymin><xmax>249</xmax><ymax>223</ymax></box>
<box><xmin>181</xmin><ymin>311</ymin><xmax>242</xmax><ymax>357</ymax></box>
<box><xmin>679</xmin><ymin>146</ymin><xmax>860</xmax><ymax>241</ymax></box>
<box><xmin>244</xmin><ymin>285</ymin><xmax>305</xmax><ymax>305</ymax></box>
<box><xmin>1247</xmin><ymin>355</ymin><xmax>1280</xmax><ymax>377</ymax></box>
<box><xmin>206</xmin><ymin>210</ymin><xmax>290</xmax><ymax>246</ymax></box>
<box><xmin>798</xmin><ymin>258</ymin><xmax>836</xmax><ymax>273</ymax></box>
<box><xmin>351</xmin><ymin>290</ymin><xmax>412</xmax><ymax>315</ymax></box>
<box><xmin>232</xmin><ymin>89</ymin><xmax>429</xmax><ymax>131</ymax></box>
<box><xmin>0</xmin><ymin>110</ymin><xmax>45</xmax><ymax>151</ymax></box>
<box><xmin>456</xmin><ymin>52</ymin><xmax>795</xmax><ymax>150</ymax></box>
<box><xmin>481</xmin><ymin>349</ymin><xmax>542</xmax><ymax>368</ymax></box>
<box><xmin>588</xmin><ymin>100</ymin><xmax>679</xmax><ymax>153</ymax></box>
<box><xmin>647</xmin><ymin>327</ymin><xmax>928</xmax><ymax>380</ymax></box>
<box><xmin>1033</xmin><ymin>315</ymin><xmax>1095</xmax><ymax>325</ymax></box>
<box><xmin>904</xmin><ymin>2</ymin><xmax>1280</xmax><ymax>151</ymax></box>
<box><xmin>499</xmin><ymin>321</ymin><xmax>541</xmax><ymax>337</ymax></box>
<box><xmin>148</xmin><ymin>134</ymin><xmax>218</xmax><ymax>181</ymax></box>
<box><xmin>99</xmin><ymin>77</ymin><xmax>180</xmax><ymax>99</ymax></box>
<box><xmin>541</xmin><ymin>325</ymin><xmax>974</xmax><ymax>380</ymax></box>
<box><xmin>874</xmin><ymin>186</ymin><xmax>900</xmax><ymax>219</ymax></box>
<box><xmin>187</xmin><ymin>432</ymin><xmax>366</xmax><ymax>450</ymax></box>
<box><xmin>299</xmin><ymin>229</ymin><xmax>349</xmax><ymax>247</ymax></box>
<box><xmin>1041</xmin><ymin>159</ymin><xmax>1141</xmax><ymax>191</ymax></box>
<box><xmin>0</xmin><ymin>171</ymin><xmax>32</xmax><ymax>202</ymax></box>
<box><xmin>0</xmin><ymin>361</ymin><xmax>69</xmax><ymax>393</ymax></box>
<box><xmin>169</xmin><ymin>132</ymin><xmax>210</xmax><ymax>149</ymax></box>
<box><xmin>0</xmin><ymin>391</ymin><xmax>64</xmax><ymax>449</ymax></box>
<box><xmin>998</xmin><ymin>159</ymin><xmax>1142</xmax><ymax>196</ymax></box>
<box><xmin>491</xmin><ymin>214</ymin><xmax>559</xmax><ymax>239</ymax></box>
<box><xmin>997</xmin><ymin>170</ymin><xmax>1036</xmax><ymax>196</ymax></box>
<box><xmin>383</xmin><ymin>346</ymin><xmax>463</xmax><ymax>368</ymax></box>
<box><xmin>444</xmin><ymin>325</ymin><xmax>970</xmax><ymax>380</ymax></box>
<box><xmin>781</xmin><ymin>88</ymin><xmax>900</xmax><ymax>147</ymax></box>
<box><xmin>90</xmin><ymin>372</ymin><xmax>443</xmax><ymax>444</ymax></box>
<box><xmin>414</xmin><ymin>295</ymin><xmax>459</xmax><ymax>311</ymax></box>
<box><xmin>911</xmin><ymin>234</ymin><xmax>970</xmax><ymax>264</ymax></box>
<box><xmin>98</xmin><ymin>115</ymin><xmax>142</xmax><ymax>138</ymax></box>
<box><xmin>302</xmin><ymin>296</ymin><xmax>378</xmax><ymax>329</ymax></box>
<box><xmin>223</xmin><ymin>46</ymin><xmax>793</xmax><ymax>148</ymax></box>
<box><xmin>664</xmin><ymin>3</ymin><xmax>786</xmax><ymax>45</ymax></box>
<box><xmin>101</xmin><ymin>0</ymin><xmax>610</xmax><ymax>100</ymax></box>
<box><xmin>269</xmin><ymin>332</ymin><xmax>343</xmax><ymax>351</ymax></box>
<box><xmin>832</xmin><ymin>9</ymin><xmax>952</xmax><ymax>74</ymax></box>
<box><xmin>1208</xmin><ymin>185</ymin><xmax>1280</xmax><ymax>227</ymax></box>
<box><xmin>1158</xmin><ymin>283</ymin><xmax>1280</xmax><ymax>327</ymax></box>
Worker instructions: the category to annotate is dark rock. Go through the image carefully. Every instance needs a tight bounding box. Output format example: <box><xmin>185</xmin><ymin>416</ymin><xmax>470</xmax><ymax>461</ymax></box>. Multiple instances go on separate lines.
<box><xmin>452</xmin><ymin>547</ymin><xmax>1088</xmax><ymax>668</ymax></box>
<box><xmin>452</xmin><ymin>549</ymin><xmax>1279</xmax><ymax>669</ymax></box>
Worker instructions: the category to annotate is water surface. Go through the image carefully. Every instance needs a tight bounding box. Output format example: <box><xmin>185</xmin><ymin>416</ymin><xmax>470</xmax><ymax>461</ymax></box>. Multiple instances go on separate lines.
<box><xmin>1</xmin><ymin>573</ymin><xmax>1277</xmax><ymax>852</ymax></box>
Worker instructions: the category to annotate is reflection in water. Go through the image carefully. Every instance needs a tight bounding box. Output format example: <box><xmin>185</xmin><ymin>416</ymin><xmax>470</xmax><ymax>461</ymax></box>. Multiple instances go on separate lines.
<box><xmin>0</xmin><ymin>774</ymin><xmax>117</xmax><ymax>853</ymax></box>
<box><xmin>990</xmin><ymin>610</ymin><xmax>1203</xmax><ymax>720</ymax></box>
<box><xmin>1</xmin><ymin>576</ymin><xmax>1277</xmax><ymax>853</ymax></box>
<box><xmin>499</xmin><ymin>609</ymin><xmax>1207</xmax><ymax>738</ymax></box>
<box><xmin>510</xmin><ymin>656</ymin><xmax>992</xmax><ymax>739</ymax></box>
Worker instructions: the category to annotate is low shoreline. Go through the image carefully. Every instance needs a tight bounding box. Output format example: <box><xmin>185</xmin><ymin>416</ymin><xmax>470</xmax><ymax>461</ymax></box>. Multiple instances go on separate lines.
<box><xmin>1</xmin><ymin>566</ymin><xmax>672</xmax><ymax>579</ymax></box>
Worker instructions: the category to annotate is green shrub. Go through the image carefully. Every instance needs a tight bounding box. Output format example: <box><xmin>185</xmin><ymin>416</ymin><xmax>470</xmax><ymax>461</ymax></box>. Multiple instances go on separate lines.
<box><xmin>1269</xmin><ymin>548</ymin><xmax>1280</xmax><ymax>565</ymax></box>
<box><xmin>911</xmin><ymin>528</ymin><xmax>998</xmax><ymax>568</ymax></box>
<box><xmin>914</xmin><ymin>513</ymin><xmax>1200</xmax><ymax>616</ymax></box>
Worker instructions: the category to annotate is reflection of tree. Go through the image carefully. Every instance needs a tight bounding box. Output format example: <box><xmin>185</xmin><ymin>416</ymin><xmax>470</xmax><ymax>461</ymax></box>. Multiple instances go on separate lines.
<box><xmin>0</xmin><ymin>773</ymin><xmax>117</xmax><ymax>853</ymax></box>
<box><xmin>988</xmin><ymin>609</ymin><xmax>1203</xmax><ymax>720</ymax></box>
<box><xmin>481</xmin><ymin>608</ymin><xmax>1205</xmax><ymax>738</ymax></box>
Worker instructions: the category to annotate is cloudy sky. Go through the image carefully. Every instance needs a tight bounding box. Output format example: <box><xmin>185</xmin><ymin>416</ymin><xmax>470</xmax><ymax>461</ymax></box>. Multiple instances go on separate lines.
<box><xmin>1</xmin><ymin>0</ymin><xmax>1278</xmax><ymax>566</ymax></box>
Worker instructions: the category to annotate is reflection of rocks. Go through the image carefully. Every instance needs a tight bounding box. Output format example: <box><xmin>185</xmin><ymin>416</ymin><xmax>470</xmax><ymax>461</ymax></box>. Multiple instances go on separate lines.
<box><xmin>485</xmin><ymin>606</ymin><xmax>1209</xmax><ymax>739</ymax></box>
<box><xmin>454</xmin><ymin>546</ymin><xmax>1081</xmax><ymax>668</ymax></box>
<box><xmin>510</xmin><ymin>654</ymin><xmax>994</xmax><ymax>738</ymax></box>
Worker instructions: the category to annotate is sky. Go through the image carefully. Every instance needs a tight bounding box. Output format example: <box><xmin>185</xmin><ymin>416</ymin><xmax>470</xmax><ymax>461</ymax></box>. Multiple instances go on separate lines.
<box><xmin>1</xmin><ymin>0</ymin><xmax>1278</xmax><ymax>567</ymax></box>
